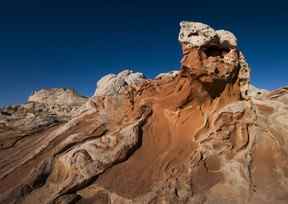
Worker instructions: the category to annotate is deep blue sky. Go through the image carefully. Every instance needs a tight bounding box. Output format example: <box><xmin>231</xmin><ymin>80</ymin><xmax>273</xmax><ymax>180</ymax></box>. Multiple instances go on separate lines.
<box><xmin>0</xmin><ymin>0</ymin><xmax>287</xmax><ymax>106</ymax></box>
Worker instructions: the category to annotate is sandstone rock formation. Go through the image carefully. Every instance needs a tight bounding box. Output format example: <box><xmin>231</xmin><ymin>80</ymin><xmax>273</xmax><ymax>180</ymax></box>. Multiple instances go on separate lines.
<box><xmin>155</xmin><ymin>70</ymin><xmax>179</xmax><ymax>79</ymax></box>
<box><xmin>28</xmin><ymin>88</ymin><xmax>87</xmax><ymax>107</ymax></box>
<box><xmin>0</xmin><ymin>88</ymin><xmax>87</xmax><ymax>150</ymax></box>
<box><xmin>0</xmin><ymin>21</ymin><xmax>287</xmax><ymax>204</ymax></box>
<box><xmin>94</xmin><ymin>70</ymin><xmax>146</xmax><ymax>96</ymax></box>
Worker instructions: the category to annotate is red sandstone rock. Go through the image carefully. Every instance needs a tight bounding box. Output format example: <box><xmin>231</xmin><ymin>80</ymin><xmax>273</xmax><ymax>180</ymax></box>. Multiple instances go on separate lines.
<box><xmin>0</xmin><ymin>21</ymin><xmax>287</xmax><ymax>204</ymax></box>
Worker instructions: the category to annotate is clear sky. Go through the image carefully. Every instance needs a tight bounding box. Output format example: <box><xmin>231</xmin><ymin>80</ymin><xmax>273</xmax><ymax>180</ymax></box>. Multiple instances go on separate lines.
<box><xmin>0</xmin><ymin>0</ymin><xmax>287</xmax><ymax>106</ymax></box>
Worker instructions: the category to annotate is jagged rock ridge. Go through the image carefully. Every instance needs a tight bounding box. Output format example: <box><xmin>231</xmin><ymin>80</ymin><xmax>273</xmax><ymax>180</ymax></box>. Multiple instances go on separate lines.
<box><xmin>0</xmin><ymin>21</ymin><xmax>287</xmax><ymax>204</ymax></box>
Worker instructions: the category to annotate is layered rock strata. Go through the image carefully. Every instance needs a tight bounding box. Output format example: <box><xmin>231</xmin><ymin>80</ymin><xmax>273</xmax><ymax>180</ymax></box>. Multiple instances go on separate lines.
<box><xmin>0</xmin><ymin>21</ymin><xmax>287</xmax><ymax>204</ymax></box>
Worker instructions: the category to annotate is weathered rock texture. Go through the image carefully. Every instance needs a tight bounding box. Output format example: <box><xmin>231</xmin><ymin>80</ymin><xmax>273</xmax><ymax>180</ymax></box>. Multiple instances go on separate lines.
<box><xmin>0</xmin><ymin>21</ymin><xmax>287</xmax><ymax>204</ymax></box>
<box><xmin>0</xmin><ymin>88</ymin><xmax>87</xmax><ymax>150</ymax></box>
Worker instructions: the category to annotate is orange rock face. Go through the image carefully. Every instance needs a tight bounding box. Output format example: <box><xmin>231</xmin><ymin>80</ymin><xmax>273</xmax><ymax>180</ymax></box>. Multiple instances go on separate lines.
<box><xmin>0</xmin><ymin>21</ymin><xmax>287</xmax><ymax>204</ymax></box>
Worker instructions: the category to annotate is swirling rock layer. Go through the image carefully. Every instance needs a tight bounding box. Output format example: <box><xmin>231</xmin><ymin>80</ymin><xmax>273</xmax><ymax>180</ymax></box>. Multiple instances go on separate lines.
<box><xmin>0</xmin><ymin>21</ymin><xmax>287</xmax><ymax>204</ymax></box>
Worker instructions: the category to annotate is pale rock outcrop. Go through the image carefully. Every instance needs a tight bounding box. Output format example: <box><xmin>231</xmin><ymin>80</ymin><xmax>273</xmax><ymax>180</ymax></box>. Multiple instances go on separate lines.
<box><xmin>0</xmin><ymin>88</ymin><xmax>87</xmax><ymax>150</ymax></box>
<box><xmin>28</xmin><ymin>88</ymin><xmax>88</xmax><ymax>117</ymax></box>
<box><xmin>28</xmin><ymin>88</ymin><xmax>87</xmax><ymax>106</ymax></box>
<box><xmin>179</xmin><ymin>21</ymin><xmax>237</xmax><ymax>48</ymax></box>
<box><xmin>178</xmin><ymin>21</ymin><xmax>217</xmax><ymax>48</ymax></box>
<box><xmin>94</xmin><ymin>70</ymin><xmax>146</xmax><ymax>96</ymax></box>
<box><xmin>155</xmin><ymin>70</ymin><xmax>179</xmax><ymax>79</ymax></box>
<box><xmin>216</xmin><ymin>29</ymin><xmax>238</xmax><ymax>48</ymax></box>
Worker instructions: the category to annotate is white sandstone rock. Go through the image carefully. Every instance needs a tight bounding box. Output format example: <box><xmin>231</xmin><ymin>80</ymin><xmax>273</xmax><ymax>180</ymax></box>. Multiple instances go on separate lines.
<box><xmin>94</xmin><ymin>69</ymin><xmax>146</xmax><ymax>96</ymax></box>
<box><xmin>28</xmin><ymin>88</ymin><xmax>87</xmax><ymax>106</ymax></box>
<box><xmin>216</xmin><ymin>30</ymin><xmax>237</xmax><ymax>48</ymax></box>
<box><xmin>178</xmin><ymin>21</ymin><xmax>217</xmax><ymax>47</ymax></box>
<box><xmin>155</xmin><ymin>70</ymin><xmax>179</xmax><ymax>79</ymax></box>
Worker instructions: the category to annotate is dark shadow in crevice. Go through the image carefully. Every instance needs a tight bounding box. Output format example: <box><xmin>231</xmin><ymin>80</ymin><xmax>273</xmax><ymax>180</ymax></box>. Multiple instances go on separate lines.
<box><xmin>202</xmin><ymin>45</ymin><xmax>230</xmax><ymax>58</ymax></box>
<box><xmin>202</xmin><ymin>79</ymin><xmax>227</xmax><ymax>99</ymax></box>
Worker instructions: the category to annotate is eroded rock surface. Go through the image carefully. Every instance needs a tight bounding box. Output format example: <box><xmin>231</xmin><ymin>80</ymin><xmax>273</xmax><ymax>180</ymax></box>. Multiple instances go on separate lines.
<box><xmin>0</xmin><ymin>88</ymin><xmax>87</xmax><ymax>150</ymax></box>
<box><xmin>94</xmin><ymin>69</ymin><xmax>146</xmax><ymax>96</ymax></box>
<box><xmin>0</xmin><ymin>21</ymin><xmax>287</xmax><ymax>204</ymax></box>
